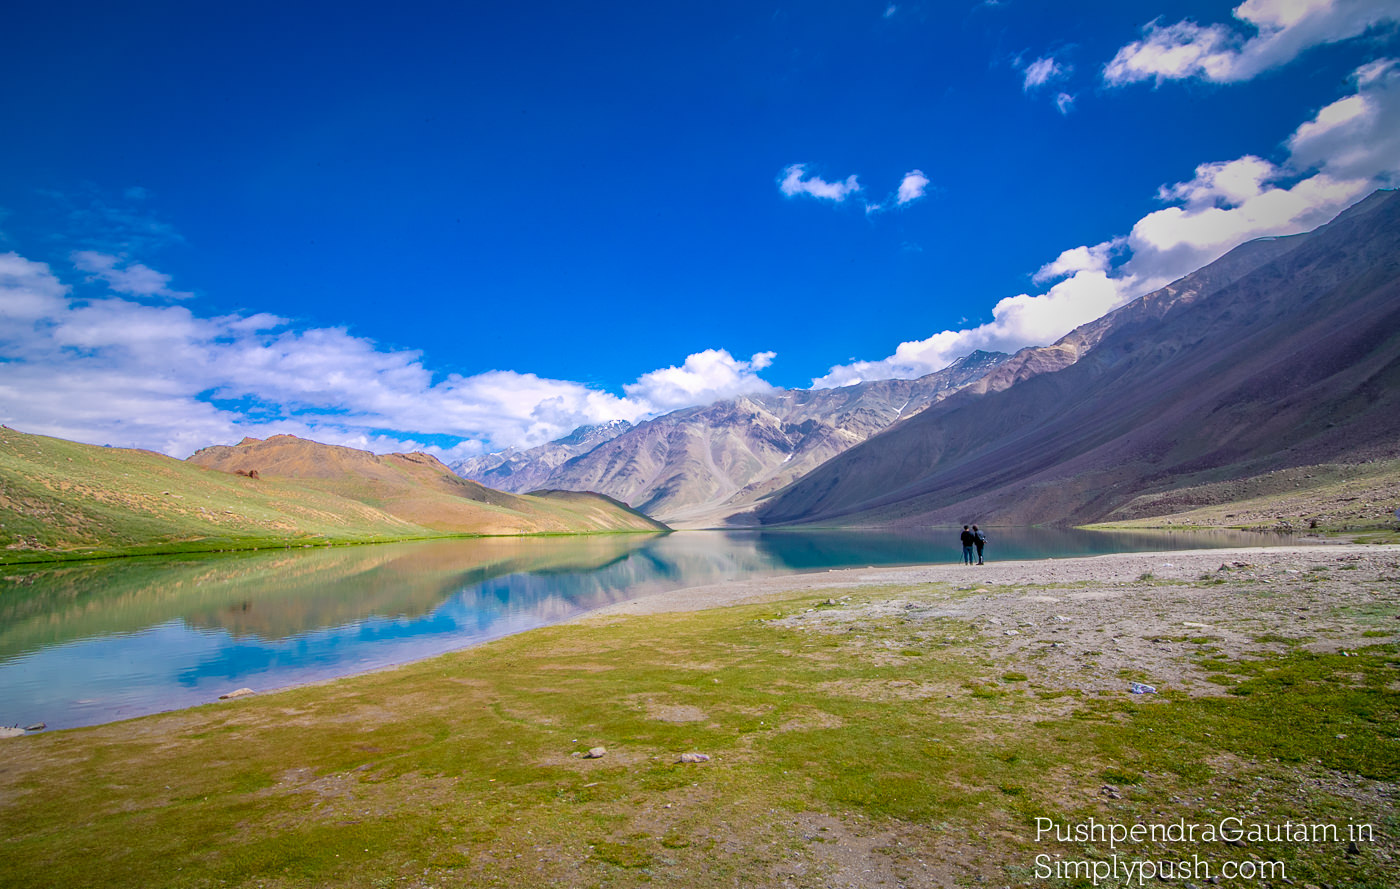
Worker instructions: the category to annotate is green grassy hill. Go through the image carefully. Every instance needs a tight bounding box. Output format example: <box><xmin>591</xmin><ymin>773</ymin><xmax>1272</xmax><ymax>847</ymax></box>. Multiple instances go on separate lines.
<box><xmin>0</xmin><ymin>428</ymin><xmax>666</xmax><ymax>564</ymax></box>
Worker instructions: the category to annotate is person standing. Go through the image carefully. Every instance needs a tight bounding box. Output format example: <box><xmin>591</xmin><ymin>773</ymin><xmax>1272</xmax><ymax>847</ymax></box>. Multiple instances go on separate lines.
<box><xmin>972</xmin><ymin>525</ymin><xmax>986</xmax><ymax>565</ymax></box>
<box><xmin>960</xmin><ymin>525</ymin><xmax>976</xmax><ymax>565</ymax></box>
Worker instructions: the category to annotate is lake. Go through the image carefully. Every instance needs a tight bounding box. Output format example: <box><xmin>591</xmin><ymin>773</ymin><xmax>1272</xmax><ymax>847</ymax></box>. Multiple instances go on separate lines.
<box><xmin>0</xmin><ymin>527</ymin><xmax>1291</xmax><ymax>730</ymax></box>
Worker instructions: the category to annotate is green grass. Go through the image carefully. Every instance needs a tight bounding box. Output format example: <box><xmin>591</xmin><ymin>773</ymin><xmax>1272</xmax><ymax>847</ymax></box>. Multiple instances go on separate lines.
<box><xmin>1</xmin><ymin>584</ymin><xmax>1397</xmax><ymax>888</ymax></box>
<box><xmin>0</xmin><ymin>428</ymin><xmax>662</xmax><ymax>565</ymax></box>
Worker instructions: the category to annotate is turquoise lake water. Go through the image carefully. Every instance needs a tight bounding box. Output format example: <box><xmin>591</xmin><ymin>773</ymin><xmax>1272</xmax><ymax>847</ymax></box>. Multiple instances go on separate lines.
<box><xmin>0</xmin><ymin>527</ymin><xmax>1292</xmax><ymax>730</ymax></box>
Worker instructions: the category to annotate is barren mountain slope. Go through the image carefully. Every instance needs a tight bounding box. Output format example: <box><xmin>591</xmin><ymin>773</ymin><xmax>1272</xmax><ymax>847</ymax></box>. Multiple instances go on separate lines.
<box><xmin>756</xmin><ymin>189</ymin><xmax>1400</xmax><ymax>528</ymax></box>
<box><xmin>452</xmin><ymin>420</ymin><xmax>632</xmax><ymax>493</ymax></box>
<box><xmin>458</xmin><ymin>351</ymin><xmax>1006</xmax><ymax>527</ymax></box>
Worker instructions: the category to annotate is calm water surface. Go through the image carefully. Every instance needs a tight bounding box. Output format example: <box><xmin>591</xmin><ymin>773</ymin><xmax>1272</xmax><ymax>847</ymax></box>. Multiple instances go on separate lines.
<box><xmin>0</xmin><ymin>528</ymin><xmax>1291</xmax><ymax>729</ymax></box>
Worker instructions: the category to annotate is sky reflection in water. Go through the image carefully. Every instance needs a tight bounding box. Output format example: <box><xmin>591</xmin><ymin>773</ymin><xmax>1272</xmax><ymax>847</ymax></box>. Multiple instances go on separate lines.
<box><xmin>0</xmin><ymin>527</ymin><xmax>1289</xmax><ymax>729</ymax></box>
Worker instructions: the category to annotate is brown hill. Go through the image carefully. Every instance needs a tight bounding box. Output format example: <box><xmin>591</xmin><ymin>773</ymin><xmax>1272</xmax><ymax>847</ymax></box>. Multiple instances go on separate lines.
<box><xmin>755</xmin><ymin>189</ymin><xmax>1400</xmax><ymax>528</ymax></box>
<box><xmin>187</xmin><ymin>435</ymin><xmax>667</xmax><ymax>535</ymax></box>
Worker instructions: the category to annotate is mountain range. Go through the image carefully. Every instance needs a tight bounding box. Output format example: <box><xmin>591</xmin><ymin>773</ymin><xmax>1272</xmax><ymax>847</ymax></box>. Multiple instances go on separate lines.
<box><xmin>755</xmin><ymin>188</ymin><xmax>1400</xmax><ymax>528</ymax></box>
<box><xmin>453</xmin><ymin>350</ymin><xmax>1008</xmax><ymax>527</ymax></box>
<box><xmin>453</xmin><ymin>190</ymin><xmax>1399</xmax><ymax>532</ymax></box>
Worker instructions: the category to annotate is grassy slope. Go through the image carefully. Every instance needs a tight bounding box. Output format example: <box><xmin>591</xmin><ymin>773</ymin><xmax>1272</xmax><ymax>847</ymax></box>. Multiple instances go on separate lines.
<box><xmin>1</xmin><ymin>575</ymin><xmax>1395</xmax><ymax>888</ymax></box>
<box><xmin>1089</xmin><ymin>458</ymin><xmax>1400</xmax><ymax>542</ymax></box>
<box><xmin>0</xmin><ymin>428</ymin><xmax>665</xmax><ymax>565</ymax></box>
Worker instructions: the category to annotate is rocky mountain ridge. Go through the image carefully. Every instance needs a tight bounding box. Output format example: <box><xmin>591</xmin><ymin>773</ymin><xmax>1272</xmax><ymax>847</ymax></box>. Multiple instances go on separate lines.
<box><xmin>454</xmin><ymin>351</ymin><xmax>1007</xmax><ymax>526</ymax></box>
<box><xmin>754</xmin><ymin>189</ymin><xmax>1400</xmax><ymax>528</ymax></box>
<box><xmin>453</xmin><ymin>420</ymin><xmax>633</xmax><ymax>494</ymax></box>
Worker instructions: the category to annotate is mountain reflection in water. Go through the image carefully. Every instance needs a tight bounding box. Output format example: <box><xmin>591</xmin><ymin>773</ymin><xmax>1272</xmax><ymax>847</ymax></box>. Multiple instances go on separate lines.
<box><xmin>0</xmin><ymin>527</ymin><xmax>1289</xmax><ymax>729</ymax></box>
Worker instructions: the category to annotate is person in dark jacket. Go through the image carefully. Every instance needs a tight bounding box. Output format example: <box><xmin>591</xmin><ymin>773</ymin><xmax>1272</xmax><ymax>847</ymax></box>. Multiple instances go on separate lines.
<box><xmin>972</xmin><ymin>525</ymin><xmax>986</xmax><ymax>565</ymax></box>
<box><xmin>960</xmin><ymin>525</ymin><xmax>976</xmax><ymax>565</ymax></box>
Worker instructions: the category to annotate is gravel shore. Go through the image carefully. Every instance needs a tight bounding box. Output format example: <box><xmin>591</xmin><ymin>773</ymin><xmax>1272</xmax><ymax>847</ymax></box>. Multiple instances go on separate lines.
<box><xmin>580</xmin><ymin>543</ymin><xmax>1400</xmax><ymax>697</ymax></box>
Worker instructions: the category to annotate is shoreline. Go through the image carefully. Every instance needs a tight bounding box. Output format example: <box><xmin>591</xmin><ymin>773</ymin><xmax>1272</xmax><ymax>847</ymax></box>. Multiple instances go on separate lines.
<box><xmin>574</xmin><ymin>541</ymin><xmax>1373</xmax><ymax>620</ymax></box>
<box><xmin>4</xmin><ymin>541</ymin><xmax>1379</xmax><ymax>734</ymax></box>
<box><xmin>3</xmin><ymin>540</ymin><xmax>1396</xmax><ymax>887</ymax></box>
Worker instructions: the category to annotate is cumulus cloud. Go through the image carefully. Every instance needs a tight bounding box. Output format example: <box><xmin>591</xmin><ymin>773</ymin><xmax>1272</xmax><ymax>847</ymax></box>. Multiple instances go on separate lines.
<box><xmin>813</xmin><ymin>265</ymin><xmax>1127</xmax><ymax>387</ymax></box>
<box><xmin>0</xmin><ymin>254</ymin><xmax>779</xmax><ymax>459</ymax></box>
<box><xmin>1105</xmin><ymin>0</ymin><xmax>1400</xmax><ymax>86</ymax></box>
<box><xmin>72</xmin><ymin>250</ymin><xmax>192</xmax><ymax>299</ymax></box>
<box><xmin>778</xmin><ymin>164</ymin><xmax>862</xmax><ymax>202</ymax></box>
<box><xmin>1288</xmin><ymin>59</ymin><xmax>1400</xmax><ymax>182</ymax></box>
<box><xmin>624</xmin><ymin>349</ymin><xmax>776</xmax><ymax>410</ymax></box>
<box><xmin>1055</xmin><ymin>92</ymin><xmax>1076</xmax><ymax>114</ymax></box>
<box><xmin>896</xmin><ymin>170</ymin><xmax>930</xmax><ymax>205</ymax></box>
<box><xmin>1031</xmin><ymin>239</ymin><xmax>1123</xmax><ymax>285</ymax></box>
<box><xmin>814</xmin><ymin>59</ymin><xmax>1398</xmax><ymax>388</ymax></box>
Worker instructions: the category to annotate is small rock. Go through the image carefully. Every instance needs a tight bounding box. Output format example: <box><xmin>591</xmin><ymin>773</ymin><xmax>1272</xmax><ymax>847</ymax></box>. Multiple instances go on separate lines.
<box><xmin>678</xmin><ymin>752</ymin><xmax>711</xmax><ymax>763</ymax></box>
<box><xmin>219</xmin><ymin>688</ymin><xmax>255</xmax><ymax>700</ymax></box>
<box><xmin>1004</xmin><ymin>629</ymin><xmax>1019</xmax><ymax>636</ymax></box>
<box><xmin>823</xmin><ymin>598</ymin><xmax>837</xmax><ymax>606</ymax></box>
<box><xmin>1347</xmin><ymin>839</ymin><xmax>1360</xmax><ymax>855</ymax></box>
<box><xmin>23</xmin><ymin>722</ymin><xmax>45</xmax><ymax>732</ymax></box>
<box><xmin>584</xmin><ymin>746</ymin><xmax>607</xmax><ymax>759</ymax></box>
<box><xmin>1128</xmin><ymin>682</ymin><xmax>1157</xmax><ymax>695</ymax></box>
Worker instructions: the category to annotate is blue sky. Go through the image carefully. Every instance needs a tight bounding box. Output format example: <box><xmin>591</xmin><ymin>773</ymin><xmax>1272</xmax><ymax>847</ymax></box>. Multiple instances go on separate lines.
<box><xmin>2</xmin><ymin>1</ymin><xmax>1398</xmax><ymax>459</ymax></box>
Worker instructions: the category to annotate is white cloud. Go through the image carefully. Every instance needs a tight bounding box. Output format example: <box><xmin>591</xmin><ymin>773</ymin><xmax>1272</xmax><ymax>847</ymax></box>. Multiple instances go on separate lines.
<box><xmin>1126</xmin><ymin>168</ymin><xmax>1370</xmax><ymax>290</ymax></box>
<box><xmin>1288</xmin><ymin>59</ymin><xmax>1400</xmax><ymax>183</ymax></box>
<box><xmin>72</xmin><ymin>250</ymin><xmax>192</xmax><ymax>299</ymax></box>
<box><xmin>624</xmin><ymin>349</ymin><xmax>776</xmax><ymax>411</ymax></box>
<box><xmin>1055</xmin><ymin>92</ymin><xmax>1076</xmax><ymax>114</ymax></box>
<box><xmin>1022</xmin><ymin>55</ymin><xmax>1065</xmax><ymax>91</ymax></box>
<box><xmin>814</xmin><ymin>59</ymin><xmax>1397</xmax><ymax>388</ymax></box>
<box><xmin>813</xmin><ymin>265</ymin><xmax>1128</xmax><ymax>387</ymax></box>
<box><xmin>778</xmin><ymin>164</ymin><xmax>862</xmax><ymax>202</ymax></box>
<box><xmin>0</xmin><ymin>252</ymin><xmax>69</xmax><ymax>322</ymax></box>
<box><xmin>896</xmin><ymin>170</ymin><xmax>930</xmax><ymax>205</ymax></box>
<box><xmin>784</xmin><ymin>164</ymin><xmax>931</xmax><ymax>215</ymax></box>
<box><xmin>1031</xmin><ymin>239</ymin><xmax>1123</xmax><ymax>285</ymax></box>
<box><xmin>1105</xmin><ymin>0</ymin><xmax>1400</xmax><ymax>86</ymax></box>
<box><xmin>0</xmin><ymin>255</ymin><xmax>779</xmax><ymax>459</ymax></box>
